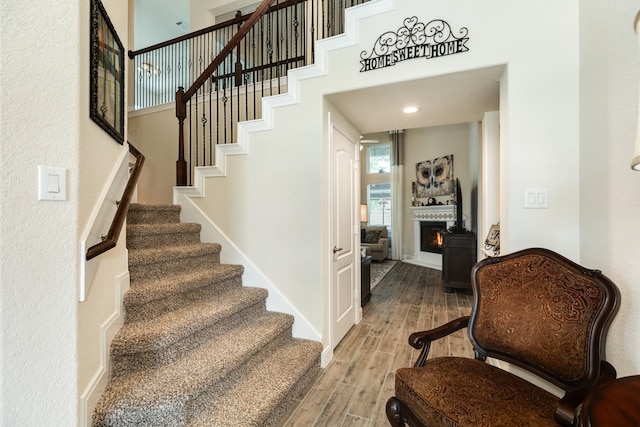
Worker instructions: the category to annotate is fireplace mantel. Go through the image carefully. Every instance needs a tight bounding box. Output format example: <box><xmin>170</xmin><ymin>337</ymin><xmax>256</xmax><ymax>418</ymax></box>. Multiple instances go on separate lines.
<box><xmin>407</xmin><ymin>205</ymin><xmax>456</xmax><ymax>270</ymax></box>
<box><xmin>411</xmin><ymin>205</ymin><xmax>455</xmax><ymax>222</ymax></box>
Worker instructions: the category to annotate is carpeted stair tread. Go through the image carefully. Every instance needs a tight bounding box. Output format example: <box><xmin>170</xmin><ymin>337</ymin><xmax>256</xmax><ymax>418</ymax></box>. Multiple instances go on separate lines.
<box><xmin>127</xmin><ymin>223</ymin><xmax>202</xmax><ymax>249</ymax></box>
<box><xmin>93</xmin><ymin>311</ymin><xmax>296</xmax><ymax>426</ymax></box>
<box><xmin>186</xmin><ymin>338</ymin><xmax>323</xmax><ymax>426</ymax></box>
<box><xmin>128</xmin><ymin>243</ymin><xmax>221</xmax><ymax>267</ymax></box>
<box><xmin>124</xmin><ymin>263</ymin><xmax>244</xmax><ymax>307</ymax></box>
<box><xmin>112</xmin><ymin>286</ymin><xmax>268</xmax><ymax>357</ymax></box>
<box><xmin>127</xmin><ymin>203</ymin><xmax>182</xmax><ymax>224</ymax></box>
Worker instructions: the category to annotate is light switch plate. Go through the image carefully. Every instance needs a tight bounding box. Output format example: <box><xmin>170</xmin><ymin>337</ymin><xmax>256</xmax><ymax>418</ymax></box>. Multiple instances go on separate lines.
<box><xmin>524</xmin><ymin>188</ymin><xmax>548</xmax><ymax>209</ymax></box>
<box><xmin>38</xmin><ymin>166</ymin><xmax>67</xmax><ymax>201</ymax></box>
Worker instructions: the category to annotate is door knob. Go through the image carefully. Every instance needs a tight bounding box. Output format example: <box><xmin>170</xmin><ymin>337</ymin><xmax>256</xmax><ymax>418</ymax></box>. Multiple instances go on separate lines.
<box><xmin>333</xmin><ymin>246</ymin><xmax>343</xmax><ymax>254</ymax></box>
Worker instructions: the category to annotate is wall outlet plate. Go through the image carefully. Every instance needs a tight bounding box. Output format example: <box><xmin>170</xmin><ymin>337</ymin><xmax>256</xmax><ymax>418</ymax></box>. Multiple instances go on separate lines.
<box><xmin>524</xmin><ymin>188</ymin><xmax>548</xmax><ymax>209</ymax></box>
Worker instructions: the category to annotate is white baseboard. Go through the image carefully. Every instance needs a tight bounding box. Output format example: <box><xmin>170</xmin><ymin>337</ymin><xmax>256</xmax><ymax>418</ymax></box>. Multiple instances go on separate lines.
<box><xmin>78</xmin><ymin>271</ymin><xmax>130</xmax><ymax>427</ymax></box>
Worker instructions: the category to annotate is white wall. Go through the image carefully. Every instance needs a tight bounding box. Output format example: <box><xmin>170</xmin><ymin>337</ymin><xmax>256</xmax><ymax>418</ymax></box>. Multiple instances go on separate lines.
<box><xmin>580</xmin><ymin>0</ymin><xmax>640</xmax><ymax>376</ymax></box>
<box><xmin>168</xmin><ymin>0</ymin><xmax>583</xmax><ymax>355</ymax></box>
<box><xmin>402</xmin><ymin>123</ymin><xmax>478</xmax><ymax>257</ymax></box>
<box><xmin>128</xmin><ymin>105</ymin><xmax>178</xmax><ymax>204</ymax></box>
<box><xmin>1</xmin><ymin>0</ymin><xmax>130</xmax><ymax>424</ymax></box>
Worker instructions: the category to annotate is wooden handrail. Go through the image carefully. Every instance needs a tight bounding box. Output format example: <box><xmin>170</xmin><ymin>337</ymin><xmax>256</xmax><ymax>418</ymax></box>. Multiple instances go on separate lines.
<box><xmin>184</xmin><ymin>0</ymin><xmax>277</xmax><ymax>100</ymax></box>
<box><xmin>175</xmin><ymin>0</ymin><xmax>277</xmax><ymax>185</ymax></box>
<box><xmin>128</xmin><ymin>0</ymin><xmax>303</xmax><ymax>59</ymax></box>
<box><xmin>86</xmin><ymin>142</ymin><xmax>145</xmax><ymax>260</ymax></box>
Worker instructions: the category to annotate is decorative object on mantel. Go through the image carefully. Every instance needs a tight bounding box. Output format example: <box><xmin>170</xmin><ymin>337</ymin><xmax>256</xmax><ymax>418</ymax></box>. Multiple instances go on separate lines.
<box><xmin>484</xmin><ymin>223</ymin><xmax>500</xmax><ymax>256</ymax></box>
<box><xmin>90</xmin><ymin>0</ymin><xmax>125</xmax><ymax>144</ymax></box>
<box><xmin>448</xmin><ymin>178</ymin><xmax>466</xmax><ymax>233</ymax></box>
<box><xmin>415</xmin><ymin>155</ymin><xmax>454</xmax><ymax>197</ymax></box>
<box><xmin>632</xmin><ymin>11</ymin><xmax>640</xmax><ymax>170</ymax></box>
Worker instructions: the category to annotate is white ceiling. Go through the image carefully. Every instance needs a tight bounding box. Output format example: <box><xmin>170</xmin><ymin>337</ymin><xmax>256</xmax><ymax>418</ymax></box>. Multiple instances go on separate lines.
<box><xmin>326</xmin><ymin>65</ymin><xmax>504</xmax><ymax>134</ymax></box>
<box><xmin>133</xmin><ymin>0</ymin><xmax>190</xmax><ymax>50</ymax></box>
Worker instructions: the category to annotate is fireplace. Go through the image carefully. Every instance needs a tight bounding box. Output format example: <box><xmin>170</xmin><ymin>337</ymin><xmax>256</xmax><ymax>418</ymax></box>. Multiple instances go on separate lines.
<box><xmin>409</xmin><ymin>205</ymin><xmax>455</xmax><ymax>270</ymax></box>
<box><xmin>420</xmin><ymin>221</ymin><xmax>446</xmax><ymax>254</ymax></box>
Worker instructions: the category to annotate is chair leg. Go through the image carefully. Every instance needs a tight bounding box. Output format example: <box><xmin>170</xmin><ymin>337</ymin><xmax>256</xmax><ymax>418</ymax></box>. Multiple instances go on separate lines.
<box><xmin>386</xmin><ymin>397</ymin><xmax>406</xmax><ymax>426</ymax></box>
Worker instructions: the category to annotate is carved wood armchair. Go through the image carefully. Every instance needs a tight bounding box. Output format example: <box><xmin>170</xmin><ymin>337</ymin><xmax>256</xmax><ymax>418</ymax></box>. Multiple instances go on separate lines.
<box><xmin>386</xmin><ymin>248</ymin><xmax>620</xmax><ymax>427</ymax></box>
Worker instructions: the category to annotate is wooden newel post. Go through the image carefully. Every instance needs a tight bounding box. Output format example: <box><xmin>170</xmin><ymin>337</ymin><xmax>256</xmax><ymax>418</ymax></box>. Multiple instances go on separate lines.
<box><xmin>176</xmin><ymin>86</ymin><xmax>187</xmax><ymax>186</ymax></box>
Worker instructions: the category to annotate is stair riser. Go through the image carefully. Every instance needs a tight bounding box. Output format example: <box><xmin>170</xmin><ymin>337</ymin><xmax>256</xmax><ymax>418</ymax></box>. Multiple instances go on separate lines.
<box><xmin>95</xmin><ymin>400</ymin><xmax>186</xmax><ymax>427</ymax></box>
<box><xmin>185</xmin><ymin>339</ymin><xmax>322</xmax><ymax>427</ymax></box>
<box><xmin>127</xmin><ymin>206</ymin><xmax>182</xmax><ymax>224</ymax></box>
<box><xmin>126</xmin><ymin>230</ymin><xmax>202</xmax><ymax>250</ymax></box>
<box><xmin>190</xmin><ymin>329</ymin><xmax>293</xmax><ymax>398</ymax></box>
<box><xmin>129</xmin><ymin>252</ymin><xmax>221</xmax><ymax>283</ymax></box>
<box><xmin>112</xmin><ymin>298</ymin><xmax>273</xmax><ymax>377</ymax></box>
<box><xmin>259</xmin><ymin>362</ymin><xmax>321</xmax><ymax>427</ymax></box>
<box><xmin>124</xmin><ymin>275</ymin><xmax>244</xmax><ymax>323</ymax></box>
<box><xmin>124</xmin><ymin>264</ymin><xmax>244</xmax><ymax>306</ymax></box>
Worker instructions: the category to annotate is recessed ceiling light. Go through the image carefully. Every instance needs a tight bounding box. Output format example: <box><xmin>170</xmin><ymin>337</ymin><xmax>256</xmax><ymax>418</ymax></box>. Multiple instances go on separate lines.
<box><xmin>402</xmin><ymin>106</ymin><xmax>420</xmax><ymax>114</ymax></box>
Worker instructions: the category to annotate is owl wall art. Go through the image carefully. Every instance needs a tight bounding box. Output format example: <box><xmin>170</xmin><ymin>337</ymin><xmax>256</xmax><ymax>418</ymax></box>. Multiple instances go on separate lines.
<box><xmin>415</xmin><ymin>155</ymin><xmax>454</xmax><ymax>197</ymax></box>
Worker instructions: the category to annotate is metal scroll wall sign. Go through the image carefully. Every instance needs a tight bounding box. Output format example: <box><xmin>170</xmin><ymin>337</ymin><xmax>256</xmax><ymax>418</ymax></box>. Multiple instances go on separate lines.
<box><xmin>360</xmin><ymin>17</ymin><xmax>469</xmax><ymax>72</ymax></box>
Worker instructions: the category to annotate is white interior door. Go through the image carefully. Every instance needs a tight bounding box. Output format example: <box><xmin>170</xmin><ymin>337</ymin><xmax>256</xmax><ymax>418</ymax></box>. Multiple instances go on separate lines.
<box><xmin>330</xmin><ymin>115</ymin><xmax>359</xmax><ymax>349</ymax></box>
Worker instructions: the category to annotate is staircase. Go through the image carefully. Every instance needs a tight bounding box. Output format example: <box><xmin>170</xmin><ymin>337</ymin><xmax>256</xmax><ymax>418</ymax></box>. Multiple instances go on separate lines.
<box><xmin>93</xmin><ymin>203</ymin><xmax>322</xmax><ymax>426</ymax></box>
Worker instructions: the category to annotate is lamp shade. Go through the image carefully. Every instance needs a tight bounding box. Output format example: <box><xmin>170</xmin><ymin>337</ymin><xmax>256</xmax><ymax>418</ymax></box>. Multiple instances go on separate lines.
<box><xmin>633</xmin><ymin>11</ymin><xmax>640</xmax><ymax>170</ymax></box>
<box><xmin>360</xmin><ymin>204</ymin><xmax>368</xmax><ymax>223</ymax></box>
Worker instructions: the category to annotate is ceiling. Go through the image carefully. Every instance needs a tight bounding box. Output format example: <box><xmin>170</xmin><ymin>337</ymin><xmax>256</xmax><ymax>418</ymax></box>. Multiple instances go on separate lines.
<box><xmin>134</xmin><ymin>0</ymin><xmax>190</xmax><ymax>50</ymax></box>
<box><xmin>326</xmin><ymin>65</ymin><xmax>504</xmax><ymax>134</ymax></box>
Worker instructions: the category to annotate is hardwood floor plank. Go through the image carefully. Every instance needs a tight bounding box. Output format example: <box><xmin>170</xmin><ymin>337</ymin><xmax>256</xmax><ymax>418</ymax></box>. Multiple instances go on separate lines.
<box><xmin>314</xmin><ymin>382</ymin><xmax>358</xmax><ymax>426</ymax></box>
<box><xmin>282</xmin><ymin>358</ymin><xmax>350</xmax><ymax>426</ymax></box>
<box><xmin>348</xmin><ymin>351</ymin><xmax>393</xmax><ymax>418</ymax></box>
<box><xmin>342</xmin><ymin>414</ymin><xmax>371</xmax><ymax>427</ymax></box>
<box><xmin>343</xmin><ymin>335</ymin><xmax>382</xmax><ymax>385</ymax></box>
<box><xmin>370</xmin><ymin>372</ymin><xmax>396</xmax><ymax>427</ymax></box>
<box><xmin>283</xmin><ymin>261</ymin><xmax>474</xmax><ymax>426</ymax></box>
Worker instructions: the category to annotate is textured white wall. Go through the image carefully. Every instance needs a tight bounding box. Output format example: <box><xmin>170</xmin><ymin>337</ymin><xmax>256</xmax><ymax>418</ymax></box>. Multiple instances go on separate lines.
<box><xmin>1</xmin><ymin>0</ymin><xmax>129</xmax><ymax>424</ymax></box>
<box><xmin>178</xmin><ymin>0</ymin><xmax>582</xmax><ymax>348</ymax></box>
<box><xmin>579</xmin><ymin>0</ymin><xmax>640</xmax><ymax>376</ymax></box>
<box><xmin>1</xmin><ymin>0</ymin><xmax>81</xmax><ymax>424</ymax></box>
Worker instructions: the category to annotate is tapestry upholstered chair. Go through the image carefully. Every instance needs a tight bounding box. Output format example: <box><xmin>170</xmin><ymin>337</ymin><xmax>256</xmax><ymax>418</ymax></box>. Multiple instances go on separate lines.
<box><xmin>386</xmin><ymin>248</ymin><xmax>620</xmax><ymax>427</ymax></box>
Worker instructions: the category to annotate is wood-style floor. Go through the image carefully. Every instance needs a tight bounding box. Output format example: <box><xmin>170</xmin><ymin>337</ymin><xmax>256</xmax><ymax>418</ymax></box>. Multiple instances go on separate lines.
<box><xmin>281</xmin><ymin>261</ymin><xmax>475</xmax><ymax>427</ymax></box>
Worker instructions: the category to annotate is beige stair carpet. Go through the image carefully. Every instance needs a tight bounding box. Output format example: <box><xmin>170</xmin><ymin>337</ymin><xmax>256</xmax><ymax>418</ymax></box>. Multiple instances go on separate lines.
<box><xmin>92</xmin><ymin>203</ymin><xmax>322</xmax><ymax>426</ymax></box>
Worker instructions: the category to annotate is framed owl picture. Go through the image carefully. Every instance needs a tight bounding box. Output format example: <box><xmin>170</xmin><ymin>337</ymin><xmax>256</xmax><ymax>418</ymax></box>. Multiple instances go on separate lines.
<box><xmin>415</xmin><ymin>155</ymin><xmax>454</xmax><ymax>197</ymax></box>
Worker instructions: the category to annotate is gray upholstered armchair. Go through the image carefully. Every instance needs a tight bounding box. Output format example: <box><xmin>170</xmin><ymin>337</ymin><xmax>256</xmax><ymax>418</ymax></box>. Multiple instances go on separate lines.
<box><xmin>386</xmin><ymin>248</ymin><xmax>620</xmax><ymax>427</ymax></box>
<box><xmin>361</xmin><ymin>225</ymin><xmax>389</xmax><ymax>261</ymax></box>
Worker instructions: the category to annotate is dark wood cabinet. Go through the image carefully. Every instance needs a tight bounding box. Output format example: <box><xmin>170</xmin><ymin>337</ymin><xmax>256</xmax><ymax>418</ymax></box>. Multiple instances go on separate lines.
<box><xmin>442</xmin><ymin>231</ymin><xmax>476</xmax><ymax>293</ymax></box>
<box><xmin>361</xmin><ymin>256</ymin><xmax>372</xmax><ymax>307</ymax></box>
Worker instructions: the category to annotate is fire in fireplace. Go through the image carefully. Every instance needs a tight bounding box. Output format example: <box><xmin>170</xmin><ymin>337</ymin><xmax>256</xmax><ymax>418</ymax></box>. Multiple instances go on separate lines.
<box><xmin>420</xmin><ymin>221</ymin><xmax>447</xmax><ymax>254</ymax></box>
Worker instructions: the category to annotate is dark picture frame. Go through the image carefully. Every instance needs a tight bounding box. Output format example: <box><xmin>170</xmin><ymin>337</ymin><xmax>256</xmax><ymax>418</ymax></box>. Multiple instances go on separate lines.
<box><xmin>484</xmin><ymin>223</ymin><xmax>500</xmax><ymax>255</ymax></box>
<box><xmin>90</xmin><ymin>0</ymin><xmax>125</xmax><ymax>144</ymax></box>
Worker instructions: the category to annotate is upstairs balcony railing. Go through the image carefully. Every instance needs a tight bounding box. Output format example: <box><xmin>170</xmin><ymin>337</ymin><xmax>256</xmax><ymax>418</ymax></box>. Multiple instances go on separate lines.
<box><xmin>129</xmin><ymin>0</ymin><xmax>370</xmax><ymax>185</ymax></box>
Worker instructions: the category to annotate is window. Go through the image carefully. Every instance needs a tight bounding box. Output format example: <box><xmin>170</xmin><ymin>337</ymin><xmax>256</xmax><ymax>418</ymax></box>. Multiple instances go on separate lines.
<box><xmin>367</xmin><ymin>144</ymin><xmax>391</xmax><ymax>174</ymax></box>
<box><xmin>367</xmin><ymin>183</ymin><xmax>392</xmax><ymax>226</ymax></box>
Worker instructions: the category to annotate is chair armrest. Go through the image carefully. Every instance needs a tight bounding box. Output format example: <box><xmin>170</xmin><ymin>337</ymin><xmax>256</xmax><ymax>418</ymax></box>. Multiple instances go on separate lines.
<box><xmin>554</xmin><ymin>361</ymin><xmax>617</xmax><ymax>426</ymax></box>
<box><xmin>409</xmin><ymin>316</ymin><xmax>470</xmax><ymax>367</ymax></box>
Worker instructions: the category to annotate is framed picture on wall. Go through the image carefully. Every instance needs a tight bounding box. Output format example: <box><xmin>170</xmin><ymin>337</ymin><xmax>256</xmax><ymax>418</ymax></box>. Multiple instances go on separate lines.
<box><xmin>90</xmin><ymin>0</ymin><xmax>125</xmax><ymax>144</ymax></box>
<box><xmin>415</xmin><ymin>154</ymin><xmax>454</xmax><ymax>197</ymax></box>
<box><xmin>484</xmin><ymin>223</ymin><xmax>500</xmax><ymax>255</ymax></box>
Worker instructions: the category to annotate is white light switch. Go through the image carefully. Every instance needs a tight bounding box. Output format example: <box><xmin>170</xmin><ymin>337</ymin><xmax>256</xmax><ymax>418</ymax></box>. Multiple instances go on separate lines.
<box><xmin>38</xmin><ymin>166</ymin><xmax>67</xmax><ymax>201</ymax></box>
<box><xmin>524</xmin><ymin>188</ymin><xmax>548</xmax><ymax>209</ymax></box>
